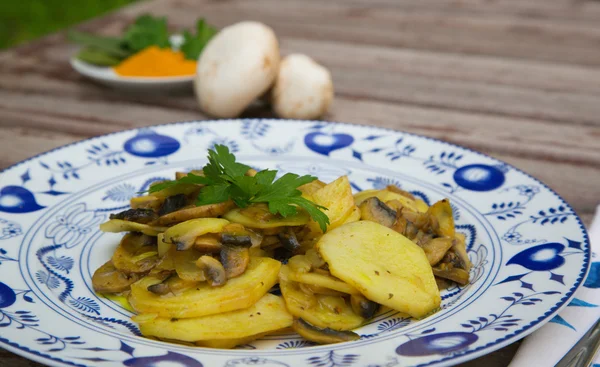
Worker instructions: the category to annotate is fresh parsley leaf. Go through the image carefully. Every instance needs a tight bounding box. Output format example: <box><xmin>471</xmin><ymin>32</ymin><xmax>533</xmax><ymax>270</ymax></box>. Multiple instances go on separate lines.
<box><xmin>124</xmin><ymin>14</ymin><xmax>170</xmax><ymax>52</ymax></box>
<box><xmin>196</xmin><ymin>184</ymin><xmax>231</xmax><ymax>205</ymax></box>
<box><xmin>146</xmin><ymin>145</ymin><xmax>329</xmax><ymax>231</ymax></box>
<box><xmin>252</xmin><ymin>173</ymin><xmax>317</xmax><ymax>204</ymax></box>
<box><xmin>180</xmin><ymin>18</ymin><xmax>218</xmax><ymax>60</ymax></box>
<box><xmin>148</xmin><ymin>173</ymin><xmax>211</xmax><ymax>194</ymax></box>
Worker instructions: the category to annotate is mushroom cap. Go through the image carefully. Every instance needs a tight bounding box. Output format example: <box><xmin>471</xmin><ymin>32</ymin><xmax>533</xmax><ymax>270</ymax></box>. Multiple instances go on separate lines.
<box><xmin>272</xmin><ymin>54</ymin><xmax>334</xmax><ymax>120</ymax></box>
<box><xmin>195</xmin><ymin>21</ymin><xmax>280</xmax><ymax>118</ymax></box>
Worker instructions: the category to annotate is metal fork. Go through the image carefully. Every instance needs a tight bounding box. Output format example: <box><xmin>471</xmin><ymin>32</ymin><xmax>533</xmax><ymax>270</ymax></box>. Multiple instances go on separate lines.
<box><xmin>556</xmin><ymin>317</ymin><xmax>600</xmax><ymax>367</ymax></box>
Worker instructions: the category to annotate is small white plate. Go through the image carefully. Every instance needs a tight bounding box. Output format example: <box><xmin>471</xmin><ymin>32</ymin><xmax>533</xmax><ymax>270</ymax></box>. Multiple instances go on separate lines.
<box><xmin>70</xmin><ymin>35</ymin><xmax>195</xmax><ymax>92</ymax></box>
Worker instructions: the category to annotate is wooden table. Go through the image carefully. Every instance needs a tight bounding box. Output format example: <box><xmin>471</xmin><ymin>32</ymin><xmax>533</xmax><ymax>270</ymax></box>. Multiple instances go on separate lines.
<box><xmin>1</xmin><ymin>0</ymin><xmax>599</xmax><ymax>365</ymax></box>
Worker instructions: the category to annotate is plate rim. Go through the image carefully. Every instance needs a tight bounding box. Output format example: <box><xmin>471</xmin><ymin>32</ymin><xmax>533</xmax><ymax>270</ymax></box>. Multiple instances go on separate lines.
<box><xmin>70</xmin><ymin>58</ymin><xmax>195</xmax><ymax>83</ymax></box>
<box><xmin>0</xmin><ymin>118</ymin><xmax>591</xmax><ymax>367</ymax></box>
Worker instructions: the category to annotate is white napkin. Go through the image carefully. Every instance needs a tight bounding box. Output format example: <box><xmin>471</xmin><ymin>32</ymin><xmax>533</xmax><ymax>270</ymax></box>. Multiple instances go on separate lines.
<box><xmin>508</xmin><ymin>204</ymin><xmax>600</xmax><ymax>367</ymax></box>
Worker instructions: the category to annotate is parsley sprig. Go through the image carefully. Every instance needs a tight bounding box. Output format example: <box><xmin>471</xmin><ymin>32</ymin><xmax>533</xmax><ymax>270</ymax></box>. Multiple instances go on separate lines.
<box><xmin>149</xmin><ymin>145</ymin><xmax>330</xmax><ymax>231</ymax></box>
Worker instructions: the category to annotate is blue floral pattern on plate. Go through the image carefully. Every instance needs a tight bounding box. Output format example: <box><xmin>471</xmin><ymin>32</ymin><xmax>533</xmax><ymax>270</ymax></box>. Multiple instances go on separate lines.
<box><xmin>0</xmin><ymin>119</ymin><xmax>589</xmax><ymax>367</ymax></box>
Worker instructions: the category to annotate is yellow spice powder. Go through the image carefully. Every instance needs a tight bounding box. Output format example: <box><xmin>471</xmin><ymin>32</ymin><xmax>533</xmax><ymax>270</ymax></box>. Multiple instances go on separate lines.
<box><xmin>114</xmin><ymin>46</ymin><xmax>197</xmax><ymax>77</ymax></box>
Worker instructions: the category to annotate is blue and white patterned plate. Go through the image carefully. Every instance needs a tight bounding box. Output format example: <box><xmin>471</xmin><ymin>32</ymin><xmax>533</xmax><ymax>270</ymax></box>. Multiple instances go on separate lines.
<box><xmin>0</xmin><ymin>120</ymin><xmax>589</xmax><ymax>367</ymax></box>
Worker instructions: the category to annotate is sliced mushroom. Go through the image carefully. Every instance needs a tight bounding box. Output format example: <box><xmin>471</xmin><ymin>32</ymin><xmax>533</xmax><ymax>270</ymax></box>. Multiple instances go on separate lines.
<box><xmin>109</xmin><ymin>208</ymin><xmax>157</xmax><ymax>224</ymax></box>
<box><xmin>452</xmin><ymin>233</ymin><xmax>472</xmax><ymax>272</ymax></box>
<box><xmin>385</xmin><ymin>185</ymin><xmax>416</xmax><ymax>200</ymax></box>
<box><xmin>158</xmin><ymin>194</ymin><xmax>188</xmax><ymax>216</ymax></box>
<box><xmin>350</xmin><ymin>294</ymin><xmax>380</xmax><ymax>319</ymax></box>
<box><xmin>196</xmin><ymin>256</ymin><xmax>227</xmax><ymax>287</ymax></box>
<box><xmin>154</xmin><ymin>201</ymin><xmax>236</xmax><ymax>226</ymax></box>
<box><xmin>221</xmin><ymin>234</ymin><xmax>253</xmax><ymax>248</ymax></box>
<box><xmin>147</xmin><ymin>275</ymin><xmax>199</xmax><ymax>295</ymax></box>
<box><xmin>220</xmin><ymin>246</ymin><xmax>250</xmax><ymax>278</ymax></box>
<box><xmin>435</xmin><ymin>277</ymin><xmax>453</xmax><ymax>290</ymax></box>
<box><xmin>359</xmin><ymin>197</ymin><xmax>397</xmax><ymax>228</ymax></box>
<box><xmin>292</xmin><ymin>318</ymin><xmax>360</xmax><ymax>344</ymax></box>
<box><xmin>402</xmin><ymin>210</ymin><xmax>430</xmax><ymax>231</ymax></box>
<box><xmin>421</xmin><ymin>237</ymin><xmax>454</xmax><ymax>266</ymax></box>
<box><xmin>112</xmin><ymin>233</ymin><xmax>159</xmax><ymax>274</ymax></box>
<box><xmin>193</xmin><ymin>234</ymin><xmax>222</xmax><ymax>253</ymax></box>
<box><xmin>432</xmin><ymin>266</ymin><xmax>470</xmax><ymax>286</ymax></box>
<box><xmin>279</xmin><ymin>228</ymin><xmax>301</xmax><ymax>252</ymax></box>
<box><xmin>92</xmin><ymin>261</ymin><xmax>143</xmax><ymax>293</ymax></box>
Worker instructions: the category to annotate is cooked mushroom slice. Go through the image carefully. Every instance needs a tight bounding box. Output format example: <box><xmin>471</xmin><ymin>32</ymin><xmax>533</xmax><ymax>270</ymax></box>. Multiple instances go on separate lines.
<box><xmin>220</xmin><ymin>246</ymin><xmax>250</xmax><ymax>278</ymax></box>
<box><xmin>292</xmin><ymin>318</ymin><xmax>360</xmax><ymax>345</ymax></box>
<box><xmin>221</xmin><ymin>234</ymin><xmax>253</xmax><ymax>248</ymax></box>
<box><xmin>155</xmin><ymin>201</ymin><xmax>236</xmax><ymax>226</ymax></box>
<box><xmin>359</xmin><ymin>197</ymin><xmax>397</xmax><ymax>228</ymax></box>
<box><xmin>452</xmin><ymin>233</ymin><xmax>472</xmax><ymax>272</ymax></box>
<box><xmin>112</xmin><ymin>233</ymin><xmax>159</xmax><ymax>274</ymax></box>
<box><xmin>435</xmin><ymin>277</ymin><xmax>453</xmax><ymax>290</ymax></box>
<box><xmin>109</xmin><ymin>208</ymin><xmax>158</xmax><ymax>224</ymax></box>
<box><xmin>147</xmin><ymin>275</ymin><xmax>199</xmax><ymax>295</ymax></box>
<box><xmin>279</xmin><ymin>228</ymin><xmax>301</xmax><ymax>252</ymax></box>
<box><xmin>273</xmin><ymin>247</ymin><xmax>293</xmax><ymax>264</ymax></box>
<box><xmin>432</xmin><ymin>266</ymin><xmax>469</xmax><ymax>286</ymax></box>
<box><xmin>158</xmin><ymin>194</ymin><xmax>188</xmax><ymax>216</ymax></box>
<box><xmin>193</xmin><ymin>234</ymin><xmax>222</xmax><ymax>253</ymax></box>
<box><xmin>92</xmin><ymin>261</ymin><xmax>143</xmax><ymax>293</ymax></box>
<box><xmin>421</xmin><ymin>237</ymin><xmax>454</xmax><ymax>266</ymax></box>
<box><xmin>350</xmin><ymin>294</ymin><xmax>380</xmax><ymax>319</ymax></box>
<box><xmin>385</xmin><ymin>185</ymin><xmax>416</xmax><ymax>200</ymax></box>
<box><xmin>196</xmin><ymin>256</ymin><xmax>227</xmax><ymax>287</ymax></box>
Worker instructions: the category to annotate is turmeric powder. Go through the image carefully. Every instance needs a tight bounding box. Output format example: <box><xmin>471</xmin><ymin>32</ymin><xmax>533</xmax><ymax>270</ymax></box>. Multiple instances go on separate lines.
<box><xmin>114</xmin><ymin>46</ymin><xmax>197</xmax><ymax>77</ymax></box>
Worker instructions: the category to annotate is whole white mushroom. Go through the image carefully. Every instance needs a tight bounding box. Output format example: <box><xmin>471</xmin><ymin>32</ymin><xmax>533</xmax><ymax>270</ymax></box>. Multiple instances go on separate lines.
<box><xmin>272</xmin><ymin>54</ymin><xmax>334</xmax><ymax>120</ymax></box>
<box><xmin>195</xmin><ymin>21</ymin><xmax>280</xmax><ymax>118</ymax></box>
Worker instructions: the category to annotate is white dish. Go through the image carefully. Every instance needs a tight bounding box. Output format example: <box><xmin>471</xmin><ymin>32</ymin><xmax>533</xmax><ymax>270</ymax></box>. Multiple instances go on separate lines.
<box><xmin>0</xmin><ymin>119</ymin><xmax>590</xmax><ymax>366</ymax></box>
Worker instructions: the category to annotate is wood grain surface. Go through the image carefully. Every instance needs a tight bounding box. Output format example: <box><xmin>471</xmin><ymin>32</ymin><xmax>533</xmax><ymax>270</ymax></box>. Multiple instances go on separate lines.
<box><xmin>1</xmin><ymin>0</ymin><xmax>599</xmax><ymax>365</ymax></box>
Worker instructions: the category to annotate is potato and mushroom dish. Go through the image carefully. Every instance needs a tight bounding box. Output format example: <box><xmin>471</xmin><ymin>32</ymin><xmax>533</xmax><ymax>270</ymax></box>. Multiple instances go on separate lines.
<box><xmin>93</xmin><ymin>145</ymin><xmax>471</xmax><ymax>347</ymax></box>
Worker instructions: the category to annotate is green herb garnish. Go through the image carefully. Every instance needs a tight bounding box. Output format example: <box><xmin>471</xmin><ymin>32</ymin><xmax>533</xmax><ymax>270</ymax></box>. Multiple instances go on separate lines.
<box><xmin>150</xmin><ymin>145</ymin><xmax>330</xmax><ymax>232</ymax></box>
<box><xmin>180</xmin><ymin>19</ymin><xmax>218</xmax><ymax>60</ymax></box>
<box><xmin>68</xmin><ymin>14</ymin><xmax>217</xmax><ymax>66</ymax></box>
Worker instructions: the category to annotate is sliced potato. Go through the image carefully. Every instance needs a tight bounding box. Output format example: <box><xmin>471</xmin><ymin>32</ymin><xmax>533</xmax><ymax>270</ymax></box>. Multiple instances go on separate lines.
<box><xmin>298</xmin><ymin>180</ymin><xmax>326</xmax><ymax>201</ymax></box>
<box><xmin>112</xmin><ymin>233</ymin><xmax>159</xmax><ymax>274</ymax></box>
<box><xmin>289</xmin><ymin>271</ymin><xmax>360</xmax><ymax>295</ymax></box>
<box><xmin>163</xmin><ymin>218</ymin><xmax>230</xmax><ymax>251</ymax></box>
<box><xmin>280</xmin><ymin>266</ymin><xmax>364</xmax><ymax>330</ymax></box>
<box><xmin>316</xmin><ymin>221</ymin><xmax>440</xmax><ymax>319</ymax></box>
<box><xmin>135</xmin><ymin>294</ymin><xmax>293</xmax><ymax>342</ymax></box>
<box><xmin>429</xmin><ymin>199</ymin><xmax>455</xmax><ymax>238</ymax></box>
<box><xmin>173</xmin><ymin>249</ymin><xmax>206</xmax><ymax>281</ymax></box>
<box><xmin>155</xmin><ymin>201</ymin><xmax>236</xmax><ymax>226</ymax></box>
<box><xmin>129</xmin><ymin>257</ymin><xmax>281</xmax><ymax>318</ymax></box>
<box><xmin>100</xmin><ymin>219</ymin><xmax>167</xmax><ymax>236</ymax></box>
<box><xmin>354</xmin><ymin>189</ymin><xmax>426</xmax><ymax>213</ymax></box>
<box><xmin>224</xmin><ymin>206</ymin><xmax>310</xmax><ymax>228</ymax></box>
<box><xmin>310</xmin><ymin>176</ymin><xmax>356</xmax><ymax>232</ymax></box>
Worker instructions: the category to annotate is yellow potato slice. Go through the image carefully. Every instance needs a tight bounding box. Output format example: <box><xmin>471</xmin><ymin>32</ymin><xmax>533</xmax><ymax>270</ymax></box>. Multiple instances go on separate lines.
<box><xmin>280</xmin><ymin>266</ymin><xmax>364</xmax><ymax>330</ymax></box>
<box><xmin>288</xmin><ymin>271</ymin><xmax>360</xmax><ymax>295</ymax></box>
<box><xmin>353</xmin><ymin>190</ymin><xmax>427</xmax><ymax>213</ymax></box>
<box><xmin>129</xmin><ymin>257</ymin><xmax>280</xmax><ymax>318</ymax></box>
<box><xmin>317</xmin><ymin>221</ymin><xmax>440</xmax><ymax>318</ymax></box>
<box><xmin>135</xmin><ymin>294</ymin><xmax>292</xmax><ymax>342</ymax></box>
